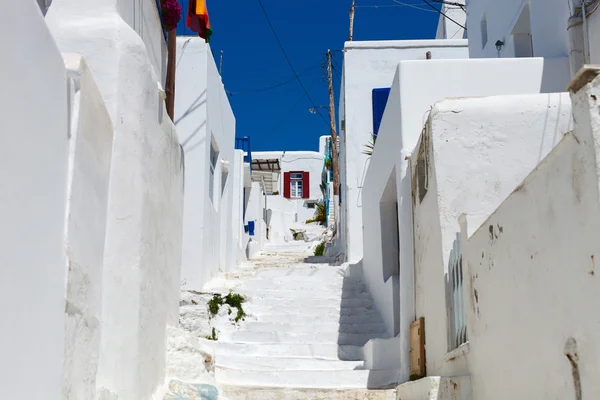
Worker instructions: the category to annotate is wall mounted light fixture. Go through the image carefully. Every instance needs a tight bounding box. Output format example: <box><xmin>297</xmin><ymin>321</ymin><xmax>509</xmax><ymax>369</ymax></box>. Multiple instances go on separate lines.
<box><xmin>495</xmin><ymin>40</ymin><xmax>505</xmax><ymax>51</ymax></box>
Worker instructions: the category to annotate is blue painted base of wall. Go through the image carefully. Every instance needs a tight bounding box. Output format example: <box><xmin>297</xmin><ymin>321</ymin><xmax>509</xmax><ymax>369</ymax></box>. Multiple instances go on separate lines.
<box><xmin>164</xmin><ymin>380</ymin><xmax>219</xmax><ymax>400</ymax></box>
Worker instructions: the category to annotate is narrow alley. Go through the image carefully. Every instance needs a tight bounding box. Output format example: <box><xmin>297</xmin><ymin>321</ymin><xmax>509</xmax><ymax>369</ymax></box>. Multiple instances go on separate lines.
<box><xmin>5</xmin><ymin>0</ymin><xmax>600</xmax><ymax>399</ymax></box>
<box><xmin>164</xmin><ymin>239</ymin><xmax>398</xmax><ymax>399</ymax></box>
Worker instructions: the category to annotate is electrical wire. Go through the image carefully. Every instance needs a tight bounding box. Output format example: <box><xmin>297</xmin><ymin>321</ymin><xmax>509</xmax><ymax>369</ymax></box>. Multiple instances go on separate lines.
<box><xmin>360</xmin><ymin>2</ymin><xmax>436</xmax><ymax>12</ymax></box>
<box><xmin>418</xmin><ymin>0</ymin><xmax>467</xmax><ymax>30</ymax></box>
<box><xmin>226</xmin><ymin>62</ymin><xmax>323</xmax><ymax>95</ymax></box>
<box><xmin>256</xmin><ymin>0</ymin><xmax>330</xmax><ymax>127</ymax></box>
<box><xmin>429</xmin><ymin>0</ymin><xmax>465</xmax><ymax>10</ymax></box>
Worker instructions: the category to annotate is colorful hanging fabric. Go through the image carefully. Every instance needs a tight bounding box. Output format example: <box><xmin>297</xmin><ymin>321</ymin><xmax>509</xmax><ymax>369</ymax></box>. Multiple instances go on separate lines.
<box><xmin>186</xmin><ymin>0</ymin><xmax>212</xmax><ymax>42</ymax></box>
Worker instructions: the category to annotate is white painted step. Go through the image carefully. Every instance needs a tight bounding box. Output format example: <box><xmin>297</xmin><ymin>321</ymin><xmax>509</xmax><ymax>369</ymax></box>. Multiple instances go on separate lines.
<box><xmin>253</xmin><ymin>269</ymin><xmax>347</xmax><ymax>279</ymax></box>
<box><xmin>215</xmin><ymin>368</ymin><xmax>402</xmax><ymax>389</ymax></box>
<box><xmin>214</xmin><ymin>342</ymin><xmax>364</xmax><ymax>360</ymax></box>
<box><xmin>223</xmin><ymin>330</ymin><xmax>389</xmax><ymax>345</ymax></box>
<box><xmin>240</xmin><ymin>288</ymin><xmax>372</xmax><ymax>300</ymax></box>
<box><xmin>394</xmin><ymin>376</ymin><xmax>471</xmax><ymax>400</ymax></box>
<box><xmin>241</xmin><ymin>279</ymin><xmax>365</xmax><ymax>291</ymax></box>
<box><xmin>246</xmin><ymin>297</ymin><xmax>374</xmax><ymax>309</ymax></box>
<box><xmin>220</xmin><ymin>386</ymin><xmax>397</xmax><ymax>400</ymax></box>
<box><xmin>250</xmin><ymin>310</ymin><xmax>383</xmax><ymax>325</ymax></box>
<box><xmin>232</xmin><ymin>321</ymin><xmax>388</xmax><ymax>334</ymax></box>
<box><xmin>216</xmin><ymin>355</ymin><xmax>365</xmax><ymax>371</ymax></box>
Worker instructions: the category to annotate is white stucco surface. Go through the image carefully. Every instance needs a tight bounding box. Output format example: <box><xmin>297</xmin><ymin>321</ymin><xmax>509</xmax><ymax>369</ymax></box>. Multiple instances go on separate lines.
<box><xmin>435</xmin><ymin>0</ymin><xmax>466</xmax><ymax>40</ymax></box>
<box><xmin>245</xmin><ymin>182</ymin><xmax>267</xmax><ymax>258</ymax></box>
<box><xmin>466</xmin><ymin>0</ymin><xmax>570</xmax><ymax>60</ymax></box>
<box><xmin>47</xmin><ymin>1</ymin><xmax>184</xmax><ymax>398</ymax></box>
<box><xmin>412</xmin><ymin>93</ymin><xmax>572</xmax><ymax>378</ymax></box>
<box><xmin>340</xmin><ymin>39</ymin><xmax>469</xmax><ymax>264</ymax></box>
<box><xmin>62</xmin><ymin>54</ymin><xmax>114</xmax><ymax>400</ymax></box>
<box><xmin>175</xmin><ymin>37</ymin><xmax>238</xmax><ymax>291</ymax></box>
<box><xmin>253</xmin><ymin>150</ymin><xmax>324</xmax><ymax>242</ymax></box>
<box><xmin>463</xmin><ymin>71</ymin><xmax>600</xmax><ymax>399</ymax></box>
<box><xmin>0</xmin><ymin>2</ymin><xmax>68</xmax><ymax>397</ymax></box>
<box><xmin>361</xmin><ymin>56</ymin><xmax>573</xmax><ymax>383</ymax></box>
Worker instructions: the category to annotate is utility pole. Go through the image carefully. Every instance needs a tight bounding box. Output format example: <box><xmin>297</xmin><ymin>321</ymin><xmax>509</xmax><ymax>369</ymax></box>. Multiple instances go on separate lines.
<box><xmin>349</xmin><ymin>0</ymin><xmax>355</xmax><ymax>41</ymax></box>
<box><xmin>326</xmin><ymin>50</ymin><xmax>340</xmax><ymax>196</ymax></box>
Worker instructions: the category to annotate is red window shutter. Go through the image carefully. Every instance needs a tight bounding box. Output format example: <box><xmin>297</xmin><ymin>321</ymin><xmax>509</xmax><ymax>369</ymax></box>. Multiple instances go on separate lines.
<box><xmin>302</xmin><ymin>171</ymin><xmax>310</xmax><ymax>199</ymax></box>
<box><xmin>283</xmin><ymin>172</ymin><xmax>291</xmax><ymax>198</ymax></box>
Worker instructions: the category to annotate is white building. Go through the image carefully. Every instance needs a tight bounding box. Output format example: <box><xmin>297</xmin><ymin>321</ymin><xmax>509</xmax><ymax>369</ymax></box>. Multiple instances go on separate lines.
<box><xmin>338</xmin><ymin>39</ymin><xmax>469</xmax><ymax>264</ymax></box>
<box><xmin>175</xmin><ymin>37</ymin><xmax>249</xmax><ymax>291</ymax></box>
<box><xmin>464</xmin><ymin>0</ymin><xmax>600</xmax><ymax>79</ymax></box>
<box><xmin>358</xmin><ymin>56</ymin><xmax>570</xmax><ymax>384</ymax></box>
<box><xmin>461</xmin><ymin>67</ymin><xmax>600</xmax><ymax>399</ymax></box>
<box><xmin>251</xmin><ymin>149</ymin><xmax>324</xmax><ymax>242</ymax></box>
<box><xmin>435</xmin><ymin>0</ymin><xmax>466</xmax><ymax>39</ymax></box>
<box><xmin>1</xmin><ymin>0</ymin><xmax>248</xmax><ymax>398</ymax></box>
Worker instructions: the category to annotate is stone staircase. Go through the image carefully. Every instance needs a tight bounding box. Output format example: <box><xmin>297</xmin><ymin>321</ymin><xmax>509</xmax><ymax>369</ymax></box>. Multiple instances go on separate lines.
<box><xmin>206</xmin><ymin>260</ymin><xmax>401</xmax><ymax>399</ymax></box>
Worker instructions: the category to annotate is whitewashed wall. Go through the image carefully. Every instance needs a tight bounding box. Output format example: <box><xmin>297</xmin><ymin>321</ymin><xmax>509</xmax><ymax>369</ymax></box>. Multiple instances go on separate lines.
<box><xmin>175</xmin><ymin>37</ymin><xmax>208</xmax><ymax>289</ymax></box>
<box><xmin>435</xmin><ymin>0</ymin><xmax>466</xmax><ymax>39</ymax></box>
<box><xmin>228</xmin><ymin>150</ymin><xmax>247</xmax><ymax>273</ymax></box>
<box><xmin>0</xmin><ymin>2</ymin><xmax>68</xmax><ymax>397</ymax></box>
<box><xmin>466</xmin><ymin>0</ymin><xmax>570</xmax><ymax>60</ymax></box>
<box><xmin>340</xmin><ymin>39</ymin><xmax>469</xmax><ymax>264</ymax></box>
<box><xmin>253</xmin><ymin>150</ymin><xmax>324</xmax><ymax>242</ymax></box>
<box><xmin>118</xmin><ymin>0</ymin><xmax>167</xmax><ymax>83</ymax></box>
<box><xmin>463</xmin><ymin>69</ymin><xmax>600</xmax><ymax>399</ymax></box>
<box><xmin>208</xmin><ymin>49</ymin><xmax>236</xmax><ymax>279</ymax></box>
<box><xmin>246</xmin><ymin>182</ymin><xmax>267</xmax><ymax>258</ymax></box>
<box><xmin>174</xmin><ymin>37</ymin><xmax>237</xmax><ymax>290</ymax></box>
<box><xmin>47</xmin><ymin>1</ymin><xmax>185</xmax><ymax>398</ymax></box>
<box><xmin>361</xmin><ymin>56</ymin><xmax>573</xmax><ymax>383</ymax></box>
<box><xmin>412</xmin><ymin>93</ymin><xmax>572</xmax><ymax>379</ymax></box>
<box><xmin>569</xmin><ymin>2</ymin><xmax>600</xmax><ymax>75</ymax></box>
<box><xmin>62</xmin><ymin>54</ymin><xmax>114</xmax><ymax>400</ymax></box>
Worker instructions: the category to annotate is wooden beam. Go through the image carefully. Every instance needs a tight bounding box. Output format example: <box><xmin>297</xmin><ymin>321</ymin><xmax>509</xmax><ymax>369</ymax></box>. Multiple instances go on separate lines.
<box><xmin>165</xmin><ymin>29</ymin><xmax>177</xmax><ymax>121</ymax></box>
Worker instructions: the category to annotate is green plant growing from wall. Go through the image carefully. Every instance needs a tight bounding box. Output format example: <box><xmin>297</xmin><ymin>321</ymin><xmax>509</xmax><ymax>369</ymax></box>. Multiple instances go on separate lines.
<box><xmin>314</xmin><ymin>241</ymin><xmax>326</xmax><ymax>256</ymax></box>
<box><xmin>207</xmin><ymin>292</ymin><xmax>247</xmax><ymax>323</ymax></box>
<box><xmin>206</xmin><ymin>327</ymin><xmax>218</xmax><ymax>341</ymax></box>
<box><xmin>208</xmin><ymin>294</ymin><xmax>223</xmax><ymax>315</ymax></box>
<box><xmin>306</xmin><ymin>202</ymin><xmax>326</xmax><ymax>225</ymax></box>
<box><xmin>362</xmin><ymin>133</ymin><xmax>377</xmax><ymax>156</ymax></box>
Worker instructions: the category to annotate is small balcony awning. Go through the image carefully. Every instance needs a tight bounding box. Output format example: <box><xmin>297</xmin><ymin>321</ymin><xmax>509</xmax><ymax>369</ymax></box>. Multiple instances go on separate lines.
<box><xmin>251</xmin><ymin>158</ymin><xmax>281</xmax><ymax>195</ymax></box>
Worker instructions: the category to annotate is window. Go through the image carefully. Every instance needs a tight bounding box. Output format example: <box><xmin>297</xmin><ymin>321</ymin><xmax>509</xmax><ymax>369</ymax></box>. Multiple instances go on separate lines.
<box><xmin>290</xmin><ymin>172</ymin><xmax>303</xmax><ymax>198</ymax></box>
<box><xmin>284</xmin><ymin>171</ymin><xmax>310</xmax><ymax>199</ymax></box>
<box><xmin>480</xmin><ymin>15</ymin><xmax>488</xmax><ymax>49</ymax></box>
<box><xmin>209</xmin><ymin>139</ymin><xmax>218</xmax><ymax>204</ymax></box>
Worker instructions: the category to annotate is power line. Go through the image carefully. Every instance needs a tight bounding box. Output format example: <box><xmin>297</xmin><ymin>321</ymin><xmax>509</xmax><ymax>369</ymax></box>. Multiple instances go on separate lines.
<box><xmin>429</xmin><ymin>0</ymin><xmax>465</xmax><ymax>10</ymax></box>
<box><xmin>227</xmin><ymin>62</ymin><xmax>323</xmax><ymax>95</ymax></box>
<box><xmin>360</xmin><ymin>2</ymin><xmax>435</xmax><ymax>12</ymax></box>
<box><xmin>418</xmin><ymin>0</ymin><xmax>467</xmax><ymax>30</ymax></box>
<box><xmin>256</xmin><ymin>0</ymin><xmax>330</xmax><ymax>127</ymax></box>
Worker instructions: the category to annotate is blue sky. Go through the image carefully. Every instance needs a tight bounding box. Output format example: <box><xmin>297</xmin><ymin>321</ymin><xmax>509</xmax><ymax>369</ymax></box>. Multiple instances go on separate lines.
<box><xmin>207</xmin><ymin>0</ymin><xmax>440</xmax><ymax>151</ymax></box>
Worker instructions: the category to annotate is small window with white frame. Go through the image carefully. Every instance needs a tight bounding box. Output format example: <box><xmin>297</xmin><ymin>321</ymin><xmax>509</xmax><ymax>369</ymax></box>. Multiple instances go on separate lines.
<box><xmin>290</xmin><ymin>172</ymin><xmax>303</xmax><ymax>198</ymax></box>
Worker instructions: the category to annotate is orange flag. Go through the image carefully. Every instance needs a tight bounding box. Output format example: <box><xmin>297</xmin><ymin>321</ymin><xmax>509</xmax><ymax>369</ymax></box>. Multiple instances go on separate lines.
<box><xmin>187</xmin><ymin>0</ymin><xmax>212</xmax><ymax>42</ymax></box>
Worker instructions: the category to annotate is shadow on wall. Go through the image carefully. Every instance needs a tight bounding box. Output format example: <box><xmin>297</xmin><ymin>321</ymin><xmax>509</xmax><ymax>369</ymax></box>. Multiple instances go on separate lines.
<box><xmin>331</xmin><ymin>263</ymin><xmax>400</xmax><ymax>389</ymax></box>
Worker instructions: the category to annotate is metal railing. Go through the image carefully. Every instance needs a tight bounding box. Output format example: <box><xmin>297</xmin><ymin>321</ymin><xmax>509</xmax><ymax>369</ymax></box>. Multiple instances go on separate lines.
<box><xmin>448</xmin><ymin>233</ymin><xmax>467</xmax><ymax>351</ymax></box>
